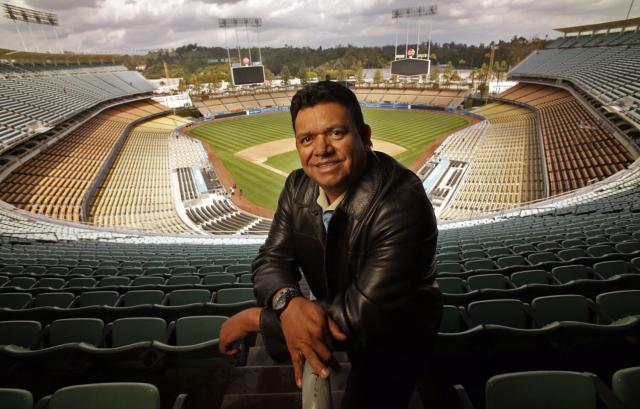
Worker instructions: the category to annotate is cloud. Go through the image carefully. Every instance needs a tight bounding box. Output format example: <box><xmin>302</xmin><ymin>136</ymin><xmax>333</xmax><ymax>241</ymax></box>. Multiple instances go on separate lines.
<box><xmin>0</xmin><ymin>0</ymin><xmax>635</xmax><ymax>53</ymax></box>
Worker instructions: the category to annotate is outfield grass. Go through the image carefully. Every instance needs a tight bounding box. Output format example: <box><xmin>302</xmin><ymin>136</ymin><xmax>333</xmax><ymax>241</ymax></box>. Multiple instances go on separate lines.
<box><xmin>188</xmin><ymin>110</ymin><xmax>469</xmax><ymax>210</ymax></box>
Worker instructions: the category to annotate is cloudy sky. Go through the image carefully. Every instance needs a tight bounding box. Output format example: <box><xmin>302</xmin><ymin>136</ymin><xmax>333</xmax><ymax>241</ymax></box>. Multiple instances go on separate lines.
<box><xmin>0</xmin><ymin>0</ymin><xmax>636</xmax><ymax>53</ymax></box>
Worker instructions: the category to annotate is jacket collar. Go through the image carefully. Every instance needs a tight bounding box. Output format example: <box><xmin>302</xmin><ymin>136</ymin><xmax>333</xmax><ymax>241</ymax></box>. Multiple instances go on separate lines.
<box><xmin>294</xmin><ymin>151</ymin><xmax>392</xmax><ymax>222</ymax></box>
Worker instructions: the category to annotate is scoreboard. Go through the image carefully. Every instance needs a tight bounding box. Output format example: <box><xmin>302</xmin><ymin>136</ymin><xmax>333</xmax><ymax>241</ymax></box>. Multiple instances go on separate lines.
<box><xmin>390</xmin><ymin>58</ymin><xmax>431</xmax><ymax>76</ymax></box>
<box><xmin>231</xmin><ymin>65</ymin><xmax>266</xmax><ymax>86</ymax></box>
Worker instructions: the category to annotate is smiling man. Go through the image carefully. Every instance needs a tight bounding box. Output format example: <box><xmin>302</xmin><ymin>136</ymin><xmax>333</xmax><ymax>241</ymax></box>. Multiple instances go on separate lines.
<box><xmin>220</xmin><ymin>81</ymin><xmax>442</xmax><ymax>409</ymax></box>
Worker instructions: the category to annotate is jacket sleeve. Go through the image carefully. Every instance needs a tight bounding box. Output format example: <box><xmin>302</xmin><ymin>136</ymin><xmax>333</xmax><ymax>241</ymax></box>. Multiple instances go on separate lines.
<box><xmin>327</xmin><ymin>180</ymin><xmax>441</xmax><ymax>349</ymax></box>
<box><xmin>252</xmin><ymin>172</ymin><xmax>302</xmax><ymax>307</ymax></box>
<box><xmin>252</xmin><ymin>173</ymin><xmax>302</xmax><ymax>362</ymax></box>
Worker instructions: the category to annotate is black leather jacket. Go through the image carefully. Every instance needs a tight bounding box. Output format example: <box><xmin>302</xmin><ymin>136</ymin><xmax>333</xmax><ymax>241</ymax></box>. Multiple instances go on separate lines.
<box><xmin>253</xmin><ymin>151</ymin><xmax>442</xmax><ymax>358</ymax></box>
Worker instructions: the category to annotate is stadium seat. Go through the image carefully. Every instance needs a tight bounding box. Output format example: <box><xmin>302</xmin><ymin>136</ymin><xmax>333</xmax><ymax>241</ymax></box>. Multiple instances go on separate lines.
<box><xmin>166</xmin><ymin>275</ymin><xmax>200</xmax><ymax>286</ymax></box>
<box><xmin>80</xmin><ymin>318</ymin><xmax>167</xmax><ymax>369</ymax></box>
<box><xmin>465</xmin><ymin>259</ymin><xmax>497</xmax><ymax>271</ymax></box>
<box><xmin>552</xmin><ymin>264</ymin><xmax>595</xmax><ymax>283</ymax></box>
<box><xmin>557</xmin><ymin>248</ymin><xmax>590</xmax><ymax>262</ymax></box>
<box><xmin>0</xmin><ymin>388</ymin><xmax>33</xmax><ymax>409</ymax></box>
<box><xmin>467</xmin><ymin>299</ymin><xmax>531</xmax><ymax>328</ymax></box>
<box><xmin>78</xmin><ymin>291</ymin><xmax>120</xmax><ymax>307</ymax></box>
<box><xmin>6</xmin><ymin>277</ymin><xmax>36</xmax><ymax>289</ymax></box>
<box><xmin>596</xmin><ymin>290</ymin><xmax>640</xmax><ymax>321</ymax></box>
<box><xmin>39</xmin><ymin>382</ymin><xmax>188</xmax><ymax>409</ymax></box>
<box><xmin>436</xmin><ymin>277</ymin><xmax>467</xmax><ymax>294</ymax></box>
<box><xmin>615</xmin><ymin>241</ymin><xmax>640</xmax><ymax>255</ymax></box>
<box><xmin>100</xmin><ymin>277</ymin><xmax>131</xmax><ymax>286</ymax></box>
<box><xmin>34</xmin><ymin>292</ymin><xmax>75</xmax><ymax>308</ymax></box>
<box><xmin>0</xmin><ymin>293</ymin><xmax>32</xmax><ymax>309</ymax></box>
<box><xmin>455</xmin><ymin>371</ymin><xmax>619</xmax><ymax>409</ymax></box>
<box><xmin>613</xmin><ymin>366</ymin><xmax>640</xmax><ymax>409</ymax></box>
<box><xmin>437</xmin><ymin>262</ymin><xmax>465</xmax><ymax>274</ymax></box>
<box><xmin>467</xmin><ymin>274</ymin><xmax>512</xmax><ymax>290</ymax></box>
<box><xmin>202</xmin><ymin>274</ymin><xmax>236</xmax><ymax>285</ymax></box>
<box><xmin>439</xmin><ymin>305</ymin><xmax>469</xmax><ymax>333</ymax></box>
<box><xmin>199</xmin><ymin>265</ymin><xmax>224</xmax><ymax>274</ymax></box>
<box><xmin>153</xmin><ymin>315</ymin><xmax>227</xmax><ymax>367</ymax></box>
<box><xmin>496</xmin><ymin>256</ymin><xmax>529</xmax><ymax>269</ymax></box>
<box><xmin>166</xmin><ymin>289</ymin><xmax>211</xmax><ymax>306</ymax></box>
<box><xmin>586</xmin><ymin>245</ymin><xmax>618</xmax><ymax>258</ymax></box>
<box><xmin>215</xmin><ymin>288</ymin><xmax>255</xmax><ymax>304</ymax></box>
<box><xmin>0</xmin><ymin>320</ymin><xmax>41</xmax><ymax>347</ymax></box>
<box><xmin>511</xmin><ymin>270</ymin><xmax>555</xmax><ymax>287</ymax></box>
<box><xmin>593</xmin><ymin>260</ymin><xmax>636</xmax><ymax>279</ymax></box>
<box><xmin>226</xmin><ymin>264</ymin><xmax>252</xmax><ymax>274</ymax></box>
<box><xmin>531</xmin><ymin>295</ymin><xmax>594</xmax><ymax>324</ymax></box>
<box><xmin>238</xmin><ymin>274</ymin><xmax>253</xmax><ymax>284</ymax></box>
<box><xmin>131</xmin><ymin>277</ymin><xmax>164</xmax><ymax>286</ymax></box>
<box><xmin>121</xmin><ymin>290</ymin><xmax>166</xmax><ymax>307</ymax></box>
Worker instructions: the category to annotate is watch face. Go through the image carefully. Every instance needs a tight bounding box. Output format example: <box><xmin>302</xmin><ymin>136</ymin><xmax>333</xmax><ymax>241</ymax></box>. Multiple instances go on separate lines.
<box><xmin>274</xmin><ymin>295</ymin><xmax>287</xmax><ymax>310</ymax></box>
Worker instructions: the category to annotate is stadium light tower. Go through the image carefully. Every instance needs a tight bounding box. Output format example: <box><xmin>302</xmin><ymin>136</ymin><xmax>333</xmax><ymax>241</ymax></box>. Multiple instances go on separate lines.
<box><xmin>390</xmin><ymin>5</ymin><xmax>437</xmax><ymax>78</ymax></box>
<box><xmin>2</xmin><ymin>3</ymin><xmax>60</xmax><ymax>53</ymax></box>
<box><xmin>218</xmin><ymin>18</ymin><xmax>265</xmax><ymax>86</ymax></box>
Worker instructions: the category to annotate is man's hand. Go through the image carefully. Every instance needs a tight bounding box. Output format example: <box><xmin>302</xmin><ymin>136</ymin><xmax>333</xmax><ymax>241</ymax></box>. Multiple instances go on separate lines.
<box><xmin>280</xmin><ymin>297</ymin><xmax>347</xmax><ymax>388</ymax></box>
<box><xmin>219</xmin><ymin>307</ymin><xmax>262</xmax><ymax>356</ymax></box>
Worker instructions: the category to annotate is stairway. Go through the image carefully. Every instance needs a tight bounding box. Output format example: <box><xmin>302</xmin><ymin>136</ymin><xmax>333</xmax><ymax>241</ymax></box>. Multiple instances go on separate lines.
<box><xmin>220</xmin><ymin>340</ymin><xmax>350</xmax><ymax>409</ymax></box>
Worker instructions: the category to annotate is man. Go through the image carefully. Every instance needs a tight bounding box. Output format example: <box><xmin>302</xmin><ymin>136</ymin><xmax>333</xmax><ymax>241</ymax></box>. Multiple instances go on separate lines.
<box><xmin>220</xmin><ymin>81</ymin><xmax>442</xmax><ymax>409</ymax></box>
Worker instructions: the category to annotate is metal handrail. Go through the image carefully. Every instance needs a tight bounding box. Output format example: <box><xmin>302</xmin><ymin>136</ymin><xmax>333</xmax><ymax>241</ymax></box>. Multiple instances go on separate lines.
<box><xmin>302</xmin><ymin>361</ymin><xmax>332</xmax><ymax>409</ymax></box>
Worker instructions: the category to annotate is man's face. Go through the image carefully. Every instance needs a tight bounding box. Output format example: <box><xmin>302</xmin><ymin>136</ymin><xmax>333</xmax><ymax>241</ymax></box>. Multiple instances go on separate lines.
<box><xmin>294</xmin><ymin>102</ymin><xmax>371</xmax><ymax>201</ymax></box>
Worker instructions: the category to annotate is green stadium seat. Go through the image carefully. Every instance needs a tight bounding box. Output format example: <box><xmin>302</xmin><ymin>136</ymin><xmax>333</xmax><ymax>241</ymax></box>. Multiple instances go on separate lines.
<box><xmin>199</xmin><ymin>265</ymin><xmax>224</xmax><ymax>274</ymax></box>
<box><xmin>527</xmin><ymin>252</ymin><xmax>559</xmax><ymax>265</ymax></box>
<box><xmin>100</xmin><ymin>277</ymin><xmax>131</xmax><ymax>286</ymax></box>
<box><xmin>167</xmin><ymin>289</ymin><xmax>211</xmax><ymax>306</ymax></box>
<box><xmin>0</xmin><ymin>321</ymin><xmax>41</xmax><ymax>347</ymax></box>
<box><xmin>36</xmin><ymin>278</ymin><xmax>66</xmax><ymax>289</ymax></box>
<box><xmin>80</xmin><ymin>318</ymin><xmax>168</xmax><ymax>369</ymax></box>
<box><xmin>511</xmin><ymin>270</ymin><xmax>555</xmax><ymax>287</ymax></box>
<box><xmin>596</xmin><ymin>290</ymin><xmax>640</xmax><ymax>321</ymax></box>
<box><xmin>586</xmin><ymin>245</ymin><xmax>618</xmax><ymax>258</ymax></box>
<box><xmin>467</xmin><ymin>274</ymin><xmax>511</xmax><ymax>290</ymax></box>
<box><xmin>467</xmin><ymin>299</ymin><xmax>530</xmax><ymax>328</ymax></box>
<box><xmin>120</xmin><ymin>267</ymin><xmax>144</xmax><ymax>277</ymax></box>
<box><xmin>487</xmin><ymin>247</ymin><xmax>512</xmax><ymax>257</ymax></box>
<box><xmin>41</xmin><ymin>382</ymin><xmax>188</xmax><ymax>409</ymax></box>
<box><xmin>78</xmin><ymin>291</ymin><xmax>120</xmax><ymax>307</ymax></box>
<box><xmin>482</xmin><ymin>371</ymin><xmax>608</xmax><ymax>409</ymax></box>
<box><xmin>557</xmin><ymin>248</ymin><xmax>589</xmax><ymax>261</ymax></box>
<box><xmin>48</xmin><ymin>318</ymin><xmax>104</xmax><ymax>346</ymax></box>
<box><xmin>496</xmin><ymin>256</ymin><xmax>529</xmax><ymax>269</ymax></box>
<box><xmin>436</xmin><ymin>277</ymin><xmax>467</xmax><ymax>294</ymax></box>
<box><xmin>436</xmin><ymin>262</ymin><xmax>465</xmax><ymax>274</ymax></box>
<box><xmin>68</xmin><ymin>267</ymin><xmax>93</xmax><ymax>276</ymax></box>
<box><xmin>153</xmin><ymin>315</ymin><xmax>228</xmax><ymax>367</ymax></box>
<box><xmin>238</xmin><ymin>274</ymin><xmax>253</xmax><ymax>284</ymax></box>
<box><xmin>226</xmin><ymin>264</ymin><xmax>252</xmax><ymax>274</ymax></box>
<box><xmin>461</xmin><ymin>250</ymin><xmax>487</xmax><ymax>260</ymax></box>
<box><xmin>23</xmin><ymin>266</ymin><xmax>47</xmax><ymax>275</ymax></box>
<box><xmin>532</xmin><ymin>295</ymin><xmax>594</xmax><ymax>324</ymax></box>
<box><xmin>131</xmin><ymin>276</ymin><xmax>164</xmax><ymax>286</ymax></box>
<box><xmin>34</xmin><ymin>292</ymin><xmax>75</xmax><ymax>308</ymax></box>
<box><xmin>166</xmin><ymin>275</ymin><xmax>200</xmax><ymax>286</ymax></box>
<box><xmin>0</xmin><ymin>293</ymin><xmax>32</xmax><ymax>309</ymax></box>
<box><xmin>47</xmin><ymin>267</ymin><xmax>70</xmax><ymax>276</ymax></box>
<box><xmin>439</xmin><ymin>305</ymin><xmax>468</xmax><ymax>333</ymax></box>
<box><xmin>593</xmin><ymin>260</ymin><xmax>635</xmax><ymax>279</ymax></box>
<box><xmin>215</xmin><ymin>288</ymin><xmax>255</xmax><ymax>304</ymax></box>
<box><xmin>615</xmin><ymin>241</ymin><xmax>640</xmax><ymax>254</ymax></box>
<box><xmin>143</xmin><ymin>267</ymin><xmax>170</xmax><ymax>276</ymax></box>
<box><xmin>561</xmin><ymin>239</ymin><xmax>586</xmax><ymax>248</ymax></box>
<box><xmin>121</xmin><ymin>290</ymin><xmax>165</xmax><ymax>307</ymax></box>
<box><xmin>171</xmin><ymin>266</ymin><xmax>197</xmax><ymax>275</ymax></box>
<box><xmin>6</xmin><ymin>277</ymin><xmax>36</xmax><ymax>289</ymax></box>
<box><xmin>613</xmin><ymin>366</ymin><xmax>640</xmax><ymax>409</ymax></box>
<box><xmin>0</xmin><ymin>388</ymin><xmax>33</xmax><ymax>409</ymax></box>
<box><xmin>65</xmin><ymin>278</ymin><xmax>97</xmax><ymax>288</ymax></box>
<box><xmin>552</xmin><ymin>264</ymin><xmax>594</xmax><ymax>283</ymax></box>
<box><xmin>202</xmin><ymin>274</ymin><xmax>236</xmax><ymax>285</ymax></box>
<box><xmin>512</xmin><ymin>244</ymin><xmax>537</xmax><ymax>255</ymax></box>
<box><xmin>465</xmin><ymin>259</ymin><xmax>497</xmax><ymax>271</ymax></box>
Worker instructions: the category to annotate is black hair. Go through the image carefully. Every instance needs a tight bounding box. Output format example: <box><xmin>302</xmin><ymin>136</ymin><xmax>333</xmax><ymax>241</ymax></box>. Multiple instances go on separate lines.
<box><xmin>290</xmin><ymin>81</ymin><xmax>367</xmax><ymax>138</ymax></box>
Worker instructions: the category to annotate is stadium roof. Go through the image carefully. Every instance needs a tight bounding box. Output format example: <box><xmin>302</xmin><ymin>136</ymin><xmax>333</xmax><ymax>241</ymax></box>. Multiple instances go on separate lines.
<box><xmin>554</xmin><ymin>17</ymin><xmax>640</xmax><ymax>34</ymax></box>
<box><xmin>0</xmin><ymin>48</ymin><xmax>123</xmax><ymax>64</ymax></box>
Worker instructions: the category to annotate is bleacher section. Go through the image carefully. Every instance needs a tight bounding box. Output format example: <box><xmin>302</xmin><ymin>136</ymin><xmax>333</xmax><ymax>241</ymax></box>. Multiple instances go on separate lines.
<box><xmin>194</xmin><ymin>87</ymin><xmax>469</xmax><ymax>116</ymax></box>
<box><xmin>89</xmin><ymin>116</ymin><xmax>195</xmax><ymax>234</ymax></box>
<box><xmin>500</xmin><ymin>83</ymin><xmax>635</xmax><ymax>195</ymax></box>
<box><xmin>0</xmin><ymin>64</ymin><xmax>154</xmax><ymax>150</ymax></box>
<box><xmin>438</xmin><ymin>103</ymin><xmax>544</xmax><ymax>219</ymax></box>
<box><xmin>0</xmin><ymin>100</ymin><xmax>167</xmax><ymax>223</ymax></box>
<box><xmin>509</xmin><ymin>32</ymin><xmax>640</xmax><ymax>124</ymax></box>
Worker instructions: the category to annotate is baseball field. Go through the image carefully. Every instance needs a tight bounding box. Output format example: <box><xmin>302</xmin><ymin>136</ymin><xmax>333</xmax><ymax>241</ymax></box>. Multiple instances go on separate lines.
<box><xmin>188</xmin><ymin>109</ymin><xmax>470</xmax><ymax>209</ymax></box>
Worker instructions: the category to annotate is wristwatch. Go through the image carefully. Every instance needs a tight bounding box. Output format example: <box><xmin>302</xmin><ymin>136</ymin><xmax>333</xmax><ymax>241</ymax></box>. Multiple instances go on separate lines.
<box><xmin>272</xmin><ymin>287</ymin><xmax>302</xmax><ymax>319</ymax></box>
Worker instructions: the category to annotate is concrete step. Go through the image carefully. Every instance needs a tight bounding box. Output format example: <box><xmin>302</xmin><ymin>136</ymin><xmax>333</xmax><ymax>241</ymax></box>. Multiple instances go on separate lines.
<box><xmin>246</xmin><ymin>346</ymin><xmax>349</xmax><ymax>366</ymax></box>
<box><xmin>220</xmin><ymin>391</ymin><xmax>345</xmax><ymax>409</ymax></box>
<box><xmin>224</xmin><ymin>363</ymin><xmax>351</xmax><ymax>395</ymax></box>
